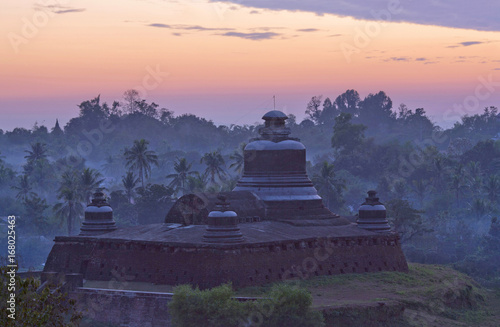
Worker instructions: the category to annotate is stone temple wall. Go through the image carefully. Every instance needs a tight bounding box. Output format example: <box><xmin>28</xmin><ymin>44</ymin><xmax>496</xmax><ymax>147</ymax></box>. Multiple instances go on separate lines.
<box><xmin>45</xmin><ymin>233</ymin><xmax>408</xmax><ymax>289</ymax></box>
<box><xmin>72</xmin><ymin>288</ymin><xmax>172</xmax><ymax>327</ymax></box>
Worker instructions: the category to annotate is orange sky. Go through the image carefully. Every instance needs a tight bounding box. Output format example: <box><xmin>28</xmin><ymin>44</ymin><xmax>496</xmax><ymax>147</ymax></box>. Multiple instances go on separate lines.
<box><xmin>1</xmin><ymin>0</ymin><xmax>499</xmax><ymax>130</ymax></box>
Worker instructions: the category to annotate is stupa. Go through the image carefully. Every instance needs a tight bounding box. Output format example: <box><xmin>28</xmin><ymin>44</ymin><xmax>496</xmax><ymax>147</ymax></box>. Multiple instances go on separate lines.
<box><xmin>233</xmin><ymin>110</ymin><xmax>345</xmax><ymax>221</ymax></box>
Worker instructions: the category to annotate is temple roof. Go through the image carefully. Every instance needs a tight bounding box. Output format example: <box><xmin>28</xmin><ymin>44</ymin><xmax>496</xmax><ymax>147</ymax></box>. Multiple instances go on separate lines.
<box><xmin>262</xmin><ymin>110</ymin><xmax>288</xmax><ymax>119</ymax></box>
<box><xmin>57</xmin><ymin>220</ymin><xmax>382</xmax><ymax>247</ymax></box>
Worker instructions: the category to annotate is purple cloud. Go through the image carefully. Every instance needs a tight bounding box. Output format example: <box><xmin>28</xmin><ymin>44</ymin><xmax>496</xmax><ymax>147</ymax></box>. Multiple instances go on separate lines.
<box><xmin>220</xmin><ymin>32</ymin><xmax>281</xmax><ymax>40</ymax></box>
<box><xmin>210</xmin><ymin>0</ymin><xmax>500</xmax><ymax>31</ymax></box>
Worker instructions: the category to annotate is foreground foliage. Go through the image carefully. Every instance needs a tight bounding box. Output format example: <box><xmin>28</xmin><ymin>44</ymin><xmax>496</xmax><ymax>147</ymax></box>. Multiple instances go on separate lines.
<box><xmin>0</xmin><ymin>266</ymin><xmax>81</xmax><ymax>326</ymax></box>
<box><xmin>168</xmin><ymin>283</ymin><xmax>324</xmax><ymax>327</ymax></box>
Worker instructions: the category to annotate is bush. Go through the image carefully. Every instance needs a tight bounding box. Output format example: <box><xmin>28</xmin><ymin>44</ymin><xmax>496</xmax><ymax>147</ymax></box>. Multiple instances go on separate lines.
<box><xmin>168</xmin><ymin>283</ymin><xmax>324</xmax><ymax>327</ymax></box>
<box><xmin>0</xmin><ymin>266</ymin><xmax>82</xmax><ymax>326</ymax></box>
<box><xmin>263</xmin><ymin>284</ymin><xmax>324</xmax><ymax>327</ymax></box>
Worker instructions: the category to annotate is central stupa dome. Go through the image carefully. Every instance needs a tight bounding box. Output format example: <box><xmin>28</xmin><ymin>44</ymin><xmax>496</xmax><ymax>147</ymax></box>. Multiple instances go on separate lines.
<box><xmin>233</xmin><ymin>110</ymin><xmax>347</xmax><ymax>223</ymax></box>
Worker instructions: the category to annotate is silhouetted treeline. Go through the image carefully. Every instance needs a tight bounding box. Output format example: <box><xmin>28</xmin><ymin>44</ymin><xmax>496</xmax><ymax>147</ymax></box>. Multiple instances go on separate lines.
<box><xmin>0</xmin><ymin>89</ymin><xmax>499</xmax><ymax>286</ymax></box>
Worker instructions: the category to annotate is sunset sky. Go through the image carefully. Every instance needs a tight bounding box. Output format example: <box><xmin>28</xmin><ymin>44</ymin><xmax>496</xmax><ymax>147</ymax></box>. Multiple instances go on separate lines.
<box><xmin>1</xmin><ymin>0</ymin><xmax>500</xmax><ymax>131</ymax></box>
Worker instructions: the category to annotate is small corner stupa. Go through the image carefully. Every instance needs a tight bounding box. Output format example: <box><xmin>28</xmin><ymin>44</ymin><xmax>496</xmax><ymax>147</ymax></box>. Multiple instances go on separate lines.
<box><xmin>79</xmin><ymin>189</ymin><xmax>117</xmax><ymax>236</ymax></box>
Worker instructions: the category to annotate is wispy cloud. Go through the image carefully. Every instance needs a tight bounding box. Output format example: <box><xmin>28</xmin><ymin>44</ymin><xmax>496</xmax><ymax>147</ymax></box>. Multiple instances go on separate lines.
<box><xmin>219</xmin><ymin>31</ymin><xmax>281</xmax><ymax>40</ymax></box>
<box><xmin>447</xmin><ymin>41</ymin><xmax>485</xmax><ymax>48</ymax></box>
<box><xmin>297</xmin><ymin>28</ymin><xmax>320</xmax><ymax>32</ymax></box>
<box><xmin>54</xmin><ymin>8</ymin><xmax>86</xmax><ymax>14</ymax></box>
<box><xmin>148</xmin><ymin>24</ymin><xmax>234</xmax><ymax>32</ymax></box>
<box><xmin>378</xmin><ymin>56</ymin><xmax>438</xmax><ymax>63</ymax></box>
<box><xmin>35</xmin><ymin>4</ymin><xmax>86</xmax><ymax>14</ymax></box>
<box><xmin>149</xmin><ymin>23</ymin><xmax>171</xmax><ymax>28</ymax></box>
<box><xmin>461</xmin><ymin>41</ymin><xmax>484</xmax><ymax>46</ymax></box>
<box><xmin>384</xmin><ymin>57</ymin><xmax>410</xmax><ymax>62</ymax></box>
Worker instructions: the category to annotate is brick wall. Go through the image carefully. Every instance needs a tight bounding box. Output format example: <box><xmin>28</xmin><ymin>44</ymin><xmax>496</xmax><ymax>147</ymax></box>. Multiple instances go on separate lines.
<box><xmin>45</xmin><ymin>234</ymin><xmax>407</xmax><ymax>289</ymax></box>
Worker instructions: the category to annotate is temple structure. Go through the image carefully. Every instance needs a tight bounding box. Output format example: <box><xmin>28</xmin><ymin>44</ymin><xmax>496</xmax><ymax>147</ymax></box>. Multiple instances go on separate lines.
<box><xmin>233</xmin><ymin>110</ymin><xmax>346</xmax><ymax>221</ymax></box>
<box><xmin>44</xmin><ymin>110</ymin><xmax>408</xmax><ymax>289</ymax></box>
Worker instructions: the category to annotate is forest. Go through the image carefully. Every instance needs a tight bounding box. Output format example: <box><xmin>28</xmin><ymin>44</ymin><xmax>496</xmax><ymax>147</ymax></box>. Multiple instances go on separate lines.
<box><xmin>0</xmin><ymin>89</ymin><xmax>499</xmax><ymax>287</ymax></box>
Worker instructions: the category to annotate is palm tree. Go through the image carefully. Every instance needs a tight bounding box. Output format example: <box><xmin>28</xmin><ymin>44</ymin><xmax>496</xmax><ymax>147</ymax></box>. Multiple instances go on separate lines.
<box><xmin>450</xmin><ymin>174</ymin><xmax>467</xmax><ymax>207</ymax></box>
<box><xmin>54</xmin><ymin>171</ymin><xmax>84</xmax><ymax>235</ymax></box>
<box><xmin>122</xmin><ymin>171</ymin><xmax>139</xmax><ymax>203</ymax></box>
<box><xmin>166</xmin><ymin>157</ymin><xmax>197</xmax><ymax>195</ymax></box>
<box><xmin>311</xmin><ymin>162</ymin><xmax>345</xmax><ymax>209</ymax></box>
<box><xmin>101</xmin><ymin>154</ymin><xmax>124</xmax><ymax>178</ymax></box>
<box><xmin>448</xmin><ymin>164</ymin><xmax>468</xmax><ymax>207</ymax></box>
<box><xmin>23</xmin><ymin>142</ymin><xmax>49</xmax><ymax>184</ymax></box>
<box><xmin>24</xmin><ymin>142</ymin><xmax>48</xmax><ymax>163</ymax></box>
<box><xmin>200</xmin><ymin>151</ymin><xmax>227</xmax><ymax>184</ymax></box>
<box><xmin>466</xmin><ymin>161</ymin><xmax>482</xmax><ymax>178</ymax></box>
<box><xmin>229</xmin><ymin>143</ymin><xmax>246</xmax><ymax>174</ymax></box>
<box><xmin>184</xmin><ymin>174</ymin><xmax>207</xmax><ymax>194</ymax></box>
<box><xmin>469</xmin><ymin>198</ymin><xmax>488</xmax><ymax>219</ymax></box>
<box><xmin>80</xmin><ymin>168</ymin><xmax>104</xmax><ymax>204</ymax></box>
<box><xmin>11</xmin><ymin>175</ymin><xmax>35</xmax><ymax>201</ymax></box>
<box><xmin>484</xmin><ymin>175</ymin><xmax>500</xmax><ymax>204</ymax></box>
<box><xmin>124</xmin><ymin>139</ymin><xmax>159</xmax><ymax>188</ymax></box>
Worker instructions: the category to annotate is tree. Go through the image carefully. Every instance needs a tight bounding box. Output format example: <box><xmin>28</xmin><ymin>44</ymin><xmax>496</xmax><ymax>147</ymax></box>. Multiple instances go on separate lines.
<box><xmin>484</xmin><ymin>175</ymin><xmax>500</xmax><ymax>204</ymax></box>
<box><xmin>64</xmin><ymin>95</ymin><xmax>112</xmax><ymax>136</ymax></box>
<box><xmin>122</xmin><ymin>171</ymin><xmax>140</xmax><ymax>203</ymax></box>
<box><xmin>134</xmin><ymin>184</ymin><xmax>174</xmax><ymax>224</ymax></box>
<box><xmin>166</xmin><ymin>157</ymin><xmax>197</xmax><ymax>195</ymax></box>
<box><xmin>184</xmin><ymin>174</ymin><xmax>207</xmax><ymax>194</ymax></box>
<box><xmin>431</xmin><ymin>155</ymin><xmax>448</xmax><ymax>193</ymax></box>
<box><xmin>305</xmin><ymin>95</ymin><xmax>323</xmax><ymax>125</ymax></box>
<box><xmin>468</xmin><ymin>198</ymin><xmax>488</xmax><ymax>219</ymax></box>
<box><xmin>11</xmin><ymin>175</ymin><xmax>34</xmax><ymax>201</ymax></box>
<box><xmin>135</xmin><ymin>99</ymin><xmax>160</xmax><ymax>118</ymax></box>
<box><xmin>286</xmin><ymin>114</ymin><xmax>297</xmax><ymax>127</ymax></box>
<box><xmin>23</xmin><ymin>142</ymin><xmax>49</xmax><ymax>181</ymax></box>
<box><xmin>0</xmin><ymin>162</ymin><xmax>15</xmax><ymax>187</ymax></box>
<box><xmin>80</xmin><ymin>168</ymin><xmax>104</xmax><ymax>204</ymax></box>
<box><xmin>101</xmin><ymin>154</ymin><xmax>124</xmax><ymax>178</ymax></box>
<box><xmin>124</xmin><ymin>139</ymin><xmax>159</xmax><ymax>188</ymax></box>
<box><xmin>320</xmin><ymin>97</ymin><xmax>339</xmax><ymax>126</ymax></box>
<box><xmin>311</xmin><ymin>162</ymin><xmax>345</xmax><ymax>210</ymax></box>
<box><xmin>333</xmin><ymin>89</ymin><xmax>360</xmax><ymax>116</ymax></box>
<box><xmin>23</xmin><ymin>194</ymin><xmax>50</xmax><ymax>234</ymax></box>
<box><xmin>123</xmin><ymin>89</ymin><xmax>141</xmax><ymax>114</ymax></box>
<box><xmin>0</xmin><ymin>266</ymin><xmax>82</xmax><ymax>326</ymax></box>
<box><xmin>229</xmin><ymin>143</ymin><xmax>246</xmax><ymax>175</ymax></box>
<box><xmin>200</xmin><ymin>151</ymin><xmax>226</xmax><ymax>184</ymax></box>
<box><xmin>386</xmin><ymin>199</ymin><xmax>430</xmax><ymax>242</ymax></box>
<box><xmin>54</xmin><ymin>171</ymin><xmax>84</xmax><ymax>235</ymax></box>
<box><xmin>411</xmin><ymin>179</ymin><xmax>430</xmax><ymax>208</ymax></box>
<box><xmin>357</xmin><ymin>91</ymin><xmax>395</xmax><ymax>127</ymax></box>
<box><xmin>331</xmin><ymin>113</ymin><xmax>367</xmax><ymax>155</ymax></box>
<box><xmin>449</xmin><ymin>168</ymin><xmax>468</xmax><ymax>207</ymax></box>
<box><xmin>24</xmin><ymin>142</ymin><xmax>48</xmax><ymax>163</ymax></box>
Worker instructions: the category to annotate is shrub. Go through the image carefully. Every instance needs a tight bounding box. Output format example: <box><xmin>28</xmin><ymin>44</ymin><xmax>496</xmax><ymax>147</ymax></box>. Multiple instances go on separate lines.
<box><xmin>0</xmin><ymin>266</ymin><xmax>82</xmax><ymax>326</ymax></box>
<box><xmin>168</xmin><ymin>283</ymin><xmax>324</xmax><ymax>327</ymax></box>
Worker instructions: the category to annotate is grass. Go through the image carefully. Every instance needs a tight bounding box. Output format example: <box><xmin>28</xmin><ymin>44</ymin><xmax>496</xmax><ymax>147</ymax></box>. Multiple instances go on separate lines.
<box><xmin>237</xmin><ymin>263</ymin><xmax>499</xmax><ymax>326</ymax></box>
